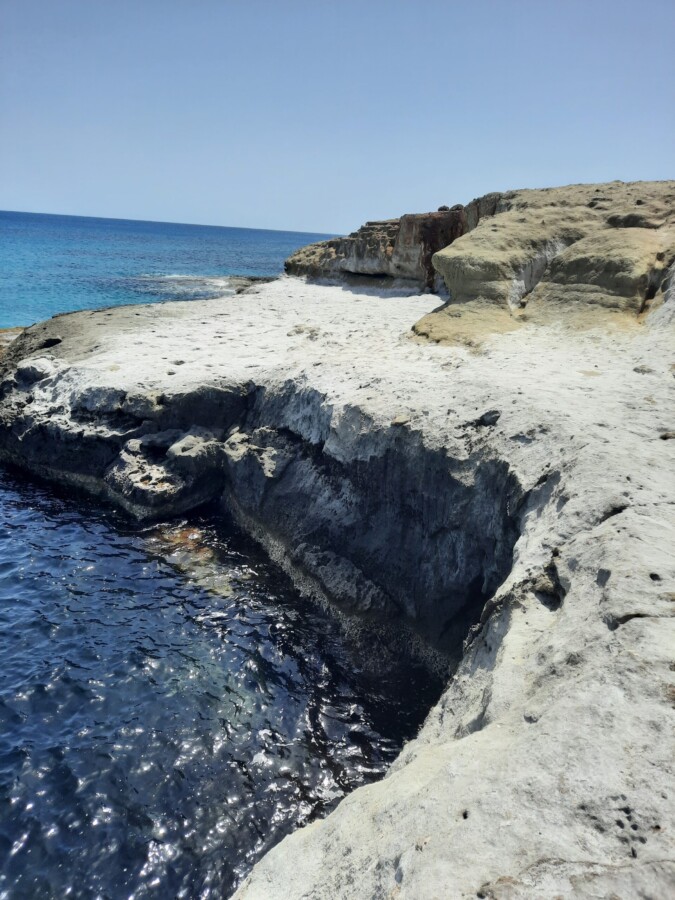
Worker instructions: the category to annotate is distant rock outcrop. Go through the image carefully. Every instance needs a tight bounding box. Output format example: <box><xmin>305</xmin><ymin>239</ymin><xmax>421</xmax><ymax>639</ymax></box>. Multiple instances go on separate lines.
<box><xmin>285</xmin><ymin>195</ymin><xmax>501</xmax><ymax>290</ymax></box>
<box><xmin>285</xmin><ymin>181</ymin><xmax>675</xmax><ymax>343</ymax></box>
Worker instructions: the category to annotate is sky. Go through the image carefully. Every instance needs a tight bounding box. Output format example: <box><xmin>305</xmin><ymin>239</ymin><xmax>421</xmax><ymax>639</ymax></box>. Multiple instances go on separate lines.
<box><xmin>1</xmin><ymin>0</ymin><xmax>674</xmax><ymax>234</ymax></box>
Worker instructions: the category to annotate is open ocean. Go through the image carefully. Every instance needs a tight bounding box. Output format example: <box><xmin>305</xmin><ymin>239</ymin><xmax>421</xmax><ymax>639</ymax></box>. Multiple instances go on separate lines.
<box><xmin>0</xmin><ymin>210</ymin><xmax>333</xmax><ymax>328</ymax></box>
<box><xmin>0</xmin><ymin>211</ymin><xmax>440</xmax><ymax>898</ymax></box>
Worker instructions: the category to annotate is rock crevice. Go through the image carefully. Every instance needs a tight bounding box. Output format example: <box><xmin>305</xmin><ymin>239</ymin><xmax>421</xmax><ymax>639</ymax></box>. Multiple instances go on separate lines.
<box><xmin>0</xmin><ymin>349</ymin><xmax>524</xmax><ymax>658</ymax></box>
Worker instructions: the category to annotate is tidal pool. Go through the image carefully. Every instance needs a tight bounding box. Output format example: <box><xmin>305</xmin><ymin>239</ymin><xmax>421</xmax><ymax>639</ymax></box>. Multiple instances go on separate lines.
<box><xmin>0</xmin><ymin>470</ymin><xmax>440</xmax><ymax>898</ymax></box>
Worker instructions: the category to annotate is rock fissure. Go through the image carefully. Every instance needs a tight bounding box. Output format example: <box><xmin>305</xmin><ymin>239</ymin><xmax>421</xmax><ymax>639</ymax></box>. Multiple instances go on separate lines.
<box><xmin>507</xmin><ymin>237</ymin><xmax>574</xmax><ymax>309</ymax></box>
<box><xmin>0</xmin><ymin>349</ymin><xmax>525</xmax><ymax>662</ymax></box>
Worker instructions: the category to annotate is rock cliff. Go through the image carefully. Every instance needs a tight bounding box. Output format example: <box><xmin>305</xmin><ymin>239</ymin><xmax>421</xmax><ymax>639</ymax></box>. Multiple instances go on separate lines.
<box><xmin>0</xmin><ymin>182</ymin><xmax>673</xmax><ymax>898</ymax></box>
<box><xmin>285</xmin><ymin>194</ymin><xmax>501</xmax><ymax>290</ymax></box>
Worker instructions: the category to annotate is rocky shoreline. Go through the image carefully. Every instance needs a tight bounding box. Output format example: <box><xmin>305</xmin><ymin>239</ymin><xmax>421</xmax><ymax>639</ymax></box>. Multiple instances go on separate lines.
<box><xmin>1</xmin><ymin>181</ymin><xmax>674</xmax><ymax>897</ymax></box>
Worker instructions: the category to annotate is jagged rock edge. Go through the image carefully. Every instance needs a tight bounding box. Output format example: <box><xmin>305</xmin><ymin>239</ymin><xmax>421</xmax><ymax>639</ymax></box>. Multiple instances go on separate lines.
<box><xmin>0</xmin><ymin>363</ymin><xmax>528</xmax><ymax>671</ymax></box>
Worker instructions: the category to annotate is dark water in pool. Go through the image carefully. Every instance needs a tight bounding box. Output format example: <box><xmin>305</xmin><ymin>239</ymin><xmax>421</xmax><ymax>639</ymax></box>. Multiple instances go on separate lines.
<box><xmin>0</xmin><ymin>471</ymin><xmax>440</xmax><ymax>899</ymax></box>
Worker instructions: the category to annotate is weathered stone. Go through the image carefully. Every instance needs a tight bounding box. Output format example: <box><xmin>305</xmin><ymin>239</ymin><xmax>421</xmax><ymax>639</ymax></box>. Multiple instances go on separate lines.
<box><xmin>418</xmin><ymin>180</ymin><xmax>675</xmax><ymax>343</ymax></box>
<box><xmin>0</xmin><ymin>327</ymin><xmax>22</xmax><ymax>361</ymax></box>
<box><xmin>285</xmin><ymin>207</ymin><xmax>475</xmax><ymax>290</ymax></box>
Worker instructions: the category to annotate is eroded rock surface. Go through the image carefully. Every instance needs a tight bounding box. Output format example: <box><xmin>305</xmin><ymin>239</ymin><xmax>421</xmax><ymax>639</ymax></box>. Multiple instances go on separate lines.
<box><xmin>0</xmin><ymin>327</ymin><xmax>23</xmax><ymax>360</ymax></box>
<box><xmin>0</xmin><ymin>295</ymin><xmax>522</xmax><ymax>656</ymax></box>
<box><xmin>0</xmin><ymin>225</ymin><xmax>674</xmax><ymax>897</ymax></box>
<box><xmin>285</xmin><ymin>195</ymin><xmax>501</xmax><ymax>290</ymax></box>
<box><xmin>416</xmin><ymin>180</ymin><xmax>675</xmax><ymax>343</ymax></box>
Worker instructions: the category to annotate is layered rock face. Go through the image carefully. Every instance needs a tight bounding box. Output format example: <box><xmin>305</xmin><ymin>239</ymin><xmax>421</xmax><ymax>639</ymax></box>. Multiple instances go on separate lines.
<box><xmin>0</xmin><ymin>303</ymin><xmax>521</xmax><ymax>657</ymax></box>
<box><xmin>285</xmin><ymin>196</ymin><xmax>501</xmax><ymax>290</ymax></box>
<box><xmin>416</xmin><ymin>180</ymin><xmax>675</xmax><ymax>342</ymax></box>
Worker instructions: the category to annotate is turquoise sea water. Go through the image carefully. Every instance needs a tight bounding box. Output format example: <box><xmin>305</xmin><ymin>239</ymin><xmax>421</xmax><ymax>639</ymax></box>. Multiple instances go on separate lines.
<box><xmin>0</xmin><ymin>210</ymin><xmax>333</xmax><ymax>328</ymax></box>
<box><xmin>0</xmin><ymin>212</ymin><xmax>440</xmax><ymax>897</ymax></box>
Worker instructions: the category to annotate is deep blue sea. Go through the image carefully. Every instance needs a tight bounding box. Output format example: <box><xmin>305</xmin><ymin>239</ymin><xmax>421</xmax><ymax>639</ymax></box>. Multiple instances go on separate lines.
<box><xmin>0</xmin><ymin>212</ymin><xmax>439</xmax><ymax>898</ymax></box>
<box><xmin>0</xmin><ymin>210</ymin><xmax>333</xmax><ymax>328</ymax></box>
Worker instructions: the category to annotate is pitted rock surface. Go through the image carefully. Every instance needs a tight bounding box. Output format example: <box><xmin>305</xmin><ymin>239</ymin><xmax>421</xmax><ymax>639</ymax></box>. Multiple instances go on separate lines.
<box><xmin>416</xmin><ymin>179</ymin><xmax>675</xmax><ymax>344</ymax></box>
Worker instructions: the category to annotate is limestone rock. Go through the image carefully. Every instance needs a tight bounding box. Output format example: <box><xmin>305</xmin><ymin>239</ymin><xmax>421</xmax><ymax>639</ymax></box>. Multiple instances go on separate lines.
<box><xmin>285</xmin><ymin>206</ymin><xmax>487</xmax><ymax>290</ymax></box>
<box><xmin>0</xmin><ymin>327</ymin><xmax>23</xmax><ymax>360</ymax></box>
<box><xmin>416</xmin><ymin>180</ymin><xmax>675</xmax><ymax>342</ymax></box>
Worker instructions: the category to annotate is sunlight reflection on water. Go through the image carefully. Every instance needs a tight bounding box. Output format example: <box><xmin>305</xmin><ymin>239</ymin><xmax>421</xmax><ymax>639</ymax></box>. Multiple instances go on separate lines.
<box><xmin>0</xmin><ymin>471</ymin><xmax>439</xmax><ymax>898</ymax></box>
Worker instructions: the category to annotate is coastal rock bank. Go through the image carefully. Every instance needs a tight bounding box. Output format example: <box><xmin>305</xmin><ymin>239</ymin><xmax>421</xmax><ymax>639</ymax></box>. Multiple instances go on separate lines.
<box><xmin>284</xmin><ymin>194</ymin><xmax>500</xmax><ymax>290</ymax></box>
<box><xmin>0</xmin><ymin>183</ymin><xmax>674</xmax><ymax>898</ymax></box>
<box><xmin>0</xmin><ymin>303</ymin><xmax>523</xmax><ymax>657</ymax></box>
<box><xmin>286</xmin><ymin>179</ymin><xmax>675</xmax><ymax>340</ymax></box>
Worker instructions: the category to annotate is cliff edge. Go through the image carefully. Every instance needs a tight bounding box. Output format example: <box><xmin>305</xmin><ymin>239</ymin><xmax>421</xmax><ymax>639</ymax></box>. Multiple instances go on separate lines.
<box><xmin>284</xmin><ymin>194</ymin><xmax>501</xmax><ymax>290</ymax></box>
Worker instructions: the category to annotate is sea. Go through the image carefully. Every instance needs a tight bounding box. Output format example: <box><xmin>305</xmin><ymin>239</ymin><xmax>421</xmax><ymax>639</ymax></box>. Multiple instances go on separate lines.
<box><xmin>0</xmin><ymin>212</ymin><xmax>440</xmax><ymax>898</ymax></box>
<box><xmin>0</xmin><ymin>210</ymin><xmax>335</xmax><ymax>329</ymax></box>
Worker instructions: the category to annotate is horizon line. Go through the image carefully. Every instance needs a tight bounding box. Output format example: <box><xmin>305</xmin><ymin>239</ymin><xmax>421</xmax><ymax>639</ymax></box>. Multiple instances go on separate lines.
<box><xmin>0</xmin><ymin>208</ymin><xmax>339</xmax><ymax>238</ymax></box>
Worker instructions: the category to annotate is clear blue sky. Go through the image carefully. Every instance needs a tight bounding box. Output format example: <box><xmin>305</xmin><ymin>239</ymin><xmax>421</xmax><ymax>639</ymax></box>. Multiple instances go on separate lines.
<box><xmin>2</xmin><ymin>0</ymin><xmax>673</xmax><ymax>234</ymax></box>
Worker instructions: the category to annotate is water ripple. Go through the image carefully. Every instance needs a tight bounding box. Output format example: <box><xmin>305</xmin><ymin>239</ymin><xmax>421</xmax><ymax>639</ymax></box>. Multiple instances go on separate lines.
<box><xmin>0</xmin><ymin>472</ymin><xmax>440</xmax><ymax>898</ymax></box>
